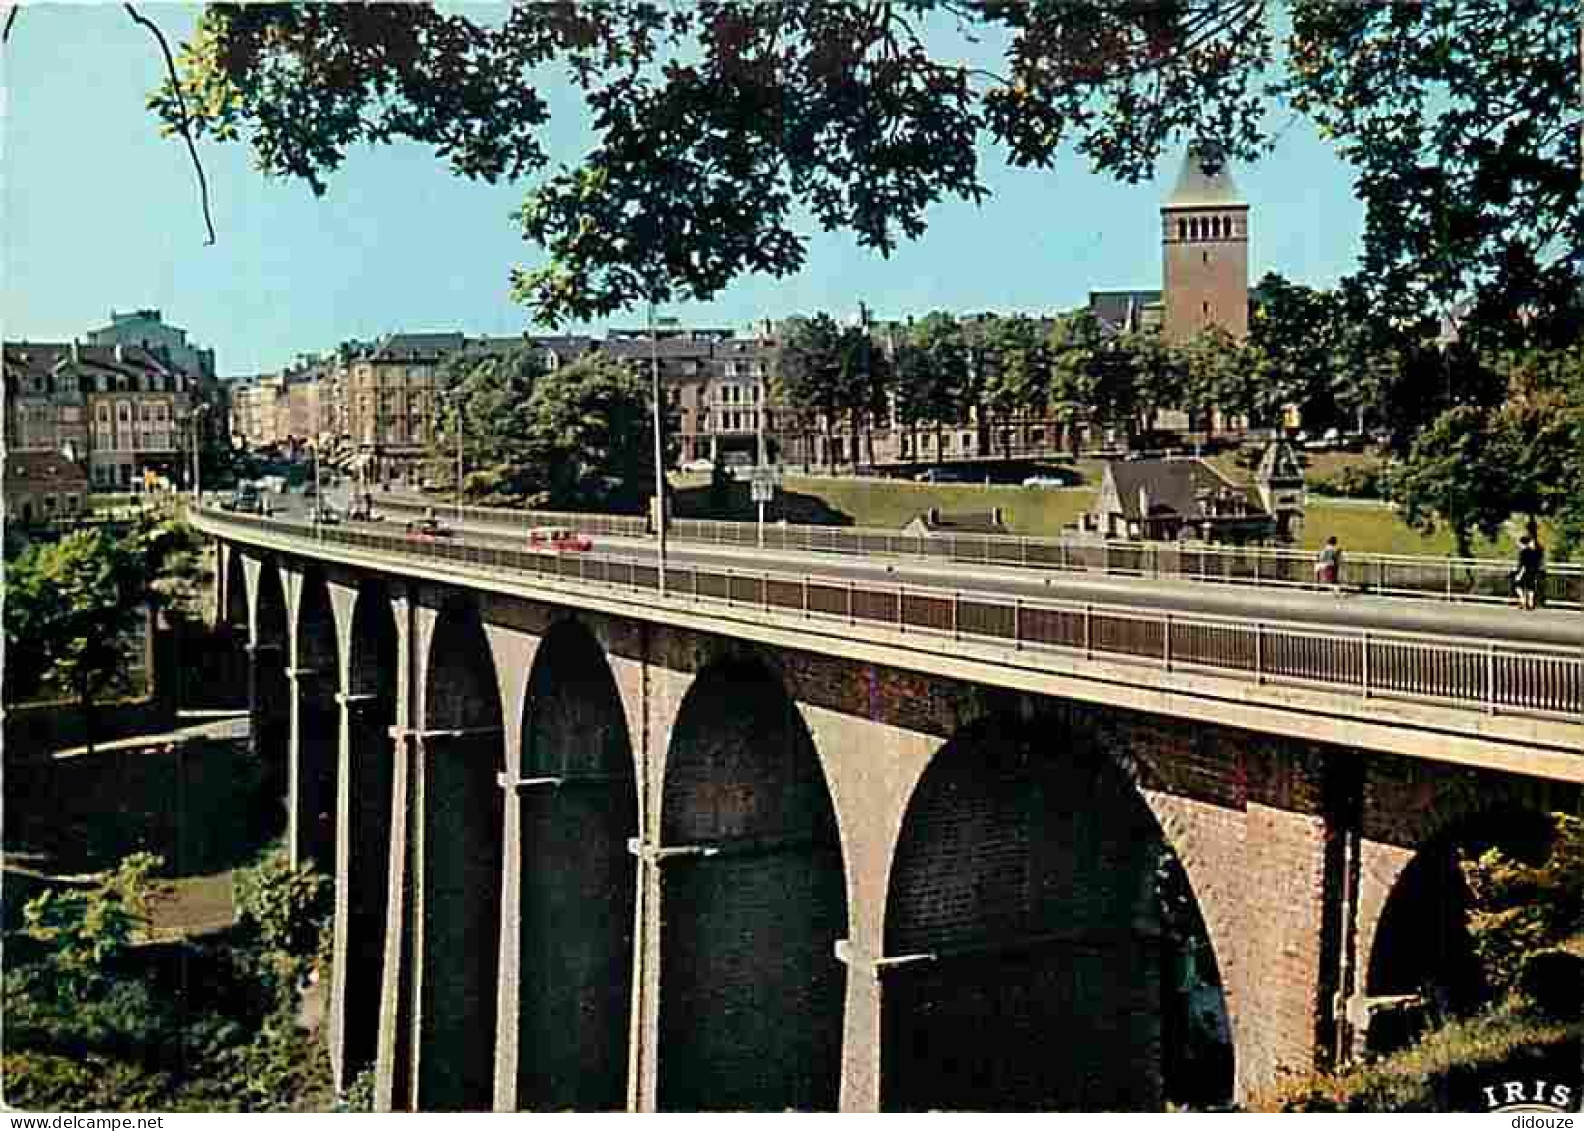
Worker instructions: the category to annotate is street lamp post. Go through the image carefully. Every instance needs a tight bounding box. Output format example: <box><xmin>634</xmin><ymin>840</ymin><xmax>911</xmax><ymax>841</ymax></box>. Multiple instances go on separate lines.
<box><xmin>190</xmin><ymin>403</ymin><xmax>210</xmax><ymax>503</ymax></box>
<box><xmin>454</xmin><ymin>393</ymin><xmax>464</xmax><ymax>524</ymax></box>
<box><xmin>649</xmin><ymin>298</ymin><xmax>669</xmax><ymax>596</ymax></box>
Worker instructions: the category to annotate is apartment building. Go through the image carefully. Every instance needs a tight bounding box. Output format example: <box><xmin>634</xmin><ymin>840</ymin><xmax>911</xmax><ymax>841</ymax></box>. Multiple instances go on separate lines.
<box><xmin>4</xmin><ymin>341</ymin><xmax>192</xmax><ymax>490</ymax></box>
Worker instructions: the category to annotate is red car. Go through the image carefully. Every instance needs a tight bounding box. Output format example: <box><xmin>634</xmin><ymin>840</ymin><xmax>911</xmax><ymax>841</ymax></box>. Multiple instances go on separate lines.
<box><xmin>529</xmin><ymin>526</ymin><xmax>592</xmax><ymax>552</ymax></box>
<box><xmin>405</xmin><ymin>516</ymin><xmax>457</xmax><ymax>541</ymax></box>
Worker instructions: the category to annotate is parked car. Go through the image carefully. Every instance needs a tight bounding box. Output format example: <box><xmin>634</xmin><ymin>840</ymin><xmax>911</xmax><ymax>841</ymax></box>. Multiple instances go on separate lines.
<box><xmin>1022</xmin><ymin>474</ymin><xmax>1076</xmax><ymax>489</ymax></box>
<box><xmin>230</xmin><ymin>488</ymin><xmax>263</xmax><ymax>514</ymax></box>
<box><xmin>405</xmin><ymin>515</ymin><xmax>455</xmax><ymax>540</ymax></box>
<box><xmin>529</xmin><ymin>526</ymin><xmax>593</xmax><ymax>552</ymax></box>
<box><xmin>913</xmin><ymin>468</ymin><xmax>967</xmax><ymax>483</ymax></box>
<box><xmin>680</xmin><ymin>458</ymin><xmax>715</xmax><ymax>474</ymax></box>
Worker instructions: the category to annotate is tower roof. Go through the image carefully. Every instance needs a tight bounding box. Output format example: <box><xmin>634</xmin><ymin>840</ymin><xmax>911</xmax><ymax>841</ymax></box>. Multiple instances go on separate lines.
<box><xmin>1164</xmin><ymin>141</ymin><xmax>1243</xmax><ymax>209</ymax></box>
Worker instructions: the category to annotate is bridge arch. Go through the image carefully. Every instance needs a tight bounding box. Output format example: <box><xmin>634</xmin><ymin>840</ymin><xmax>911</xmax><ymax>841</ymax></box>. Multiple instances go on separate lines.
<box><xmin>504</xmin><ymin>616</ymin><xmax>637</xmax><ymax>1110</ymax></box>
<box><xmin>415</xmin><ymin>595</ymin><xmax>505</xmax><ymax>1111</ymax></box>
<box><xmin>335</xmin><ymin>578</ymin><xmax>400</xmax><ymax>1087</ymax></box>
<box><xmin>251</xmin><ymin>557</ymin><xmax>291</xmax><ymax>829</ymax></box>
<box><xmin>880</xmin><ymin>712</ymin><xmax>1230</xmax><ymax>1111</ymax></box>
<box><xmin>1362</xmin><ymin>801</ymin><xmax>1560</xmax><ymax>1051</ymax></box>
<box><xmin>657</xmin><ymin>654</ymin><xmax>848</xmax><ymax>1111</ymax></box>
<box><xmin>291</xmin><ymin>567</ymin><xmax>340</xmax><ymax>870</ymax></box>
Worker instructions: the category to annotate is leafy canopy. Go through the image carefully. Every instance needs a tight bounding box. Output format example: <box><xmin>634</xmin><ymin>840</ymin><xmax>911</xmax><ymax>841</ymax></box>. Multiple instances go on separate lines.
<box><xmin>155</xmin><ymin>1</ymin><xmax>1271</xmax><ymax>324</ymax></box>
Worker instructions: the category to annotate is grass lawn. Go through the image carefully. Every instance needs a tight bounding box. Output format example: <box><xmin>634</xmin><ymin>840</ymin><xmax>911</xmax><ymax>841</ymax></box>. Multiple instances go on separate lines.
<box><xmin>675</xmin><ymin>471</ymin><xmax>1531</xmax><ymax>559</ymax></box>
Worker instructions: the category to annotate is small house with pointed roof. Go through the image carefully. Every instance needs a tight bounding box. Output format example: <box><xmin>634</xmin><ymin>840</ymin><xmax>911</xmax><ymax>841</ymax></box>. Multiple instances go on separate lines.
<box><xmin>1080</xmin><ymin>456</ymin><xmax>1274</xmax><ymax>544</ymax></box>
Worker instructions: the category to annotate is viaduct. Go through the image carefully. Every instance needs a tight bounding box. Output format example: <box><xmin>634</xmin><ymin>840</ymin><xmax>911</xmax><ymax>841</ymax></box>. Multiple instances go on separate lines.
<box><xmin>197</xmin><ymin>508</ymin><xmax>1583</xmax><ymax>1112</ymax></box>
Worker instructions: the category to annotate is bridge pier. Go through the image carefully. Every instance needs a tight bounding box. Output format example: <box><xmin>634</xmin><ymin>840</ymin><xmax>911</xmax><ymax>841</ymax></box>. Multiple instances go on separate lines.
<box><xmin>328</xmin><ymin>691</ymin><xmax>392</xmax><ymax>1093</ymax></box>
<box><xmin>286</xmin><ymin>666</ymin><xmax>338</xmax><ymax>870</ymax></box>
<box><xmin>396</xmin><ymin>726</ymin><xmax>504</xmax><ymax>1111</ymax></box>
<box><xmin>833</xmin><ymin>942</ymin><xmax>884</xmax><ymax>1112</ymax></box>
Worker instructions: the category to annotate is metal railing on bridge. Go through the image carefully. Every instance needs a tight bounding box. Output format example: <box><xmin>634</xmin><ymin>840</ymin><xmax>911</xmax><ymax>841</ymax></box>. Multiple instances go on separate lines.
<box><xmin>371</xmin><ymin>495</ymin><xmax>1584</xmax><ymax>610</ymax></box>
<box><xmin>201</xmin><ymin>508</ymin><xmax>1584</xmax><ymax>725</ymax></box>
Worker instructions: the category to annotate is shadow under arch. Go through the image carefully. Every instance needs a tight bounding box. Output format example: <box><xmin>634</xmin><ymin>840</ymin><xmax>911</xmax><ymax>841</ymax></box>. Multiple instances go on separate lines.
<box><xmin>505</xmin><ymin>616</ymin><xmax>637</xmax><ymax>1110</ymax></box>
<box><xmin>657</xmin><ymin>654</ymin><xmax>849</xmax><ymax>1111</ymax></box>
<box><xmin>336</xmin><ymin>578</ymin><xmax>400</xmax><ymax>1088</ymax></box>
<box><xmin>1364</xmin><ymin>803</ymin><xmax>1558</xmax><ymax>1052</ymax></box>
<box><xmin>415</xmin><ymin>595</ymin><xmax>505</xmax><ymax>1111</ymax></box>
<box><xmin>293</xmin><ymin>567</ymin><xmax>340</xmax><ymax>870</ymax></box>
<box><xmin>252</xmin><ymin>558</ymin><xmax>290</xmax><ymax>832</ymax></box>
<box><xmin>880</xmin><ymin>712</ymin><xmax>1231</xmax><ymax>1111</ymax></box>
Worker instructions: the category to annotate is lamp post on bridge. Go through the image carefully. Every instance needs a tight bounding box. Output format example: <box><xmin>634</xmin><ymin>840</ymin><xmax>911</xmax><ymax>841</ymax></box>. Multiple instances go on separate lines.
<box><xmin>649</xmin><ymin>299</ymin><xmax>675</xmax><ymax>596</ymax></box>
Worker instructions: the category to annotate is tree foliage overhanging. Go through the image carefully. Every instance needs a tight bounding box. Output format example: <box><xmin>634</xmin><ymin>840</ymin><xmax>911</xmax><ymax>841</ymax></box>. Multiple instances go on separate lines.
<box><xmin>148</xmin><ymin>2</ymin><xmax>1580</xmax><ymax>344</ymax></box>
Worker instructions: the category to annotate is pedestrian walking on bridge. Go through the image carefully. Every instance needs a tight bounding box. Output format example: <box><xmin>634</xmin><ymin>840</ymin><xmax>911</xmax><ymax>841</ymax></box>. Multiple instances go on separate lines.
<box><xmin>1314</xmin><ymin>535</ymin><xmax>1343</xmax><ymax>595</ymax></box>
<box><xmin>1513</xmin><ymin>535</ymin><xmax>1544</xmax><ymax>610</ymax></box>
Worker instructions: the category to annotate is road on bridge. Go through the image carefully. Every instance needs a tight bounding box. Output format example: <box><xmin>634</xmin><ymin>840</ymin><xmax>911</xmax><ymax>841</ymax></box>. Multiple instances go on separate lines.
<box><xmin>276</xmin><ymin>487</ymin><xmax>1583</xmax><ymax>651</ymax></box>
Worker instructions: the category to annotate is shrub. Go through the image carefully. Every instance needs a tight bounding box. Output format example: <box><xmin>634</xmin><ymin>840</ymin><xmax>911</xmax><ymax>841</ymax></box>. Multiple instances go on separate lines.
<box><xmin>235</xmin><ymin>849</ymin><xmax>331</xmax><ymax>959</ymax></box>
<box><xmin>1461</xmin><ymin>813</ymin><xmax>1584</xmax><ymax>995</ymax></box>
<box><xmin>18</xmin><ymin>852</ymin><xmax>165</xmax><ymax>1001</ymax></box>
<box><xmin>1515</xmin><ymin>950</ymin><xmax>1584</xmax><ymax>1021</ymax></box>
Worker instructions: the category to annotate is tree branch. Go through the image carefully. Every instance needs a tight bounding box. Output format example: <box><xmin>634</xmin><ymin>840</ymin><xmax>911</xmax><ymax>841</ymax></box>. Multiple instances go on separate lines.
<box><xmin>2</xmin><ymin>4</ymin><xmax>19</xmax><ymax>45</ymax></box>
<box><xmin>124</xmin><ymin>3</ymin><xmax>215</xmax><ymax>246</ymax></box>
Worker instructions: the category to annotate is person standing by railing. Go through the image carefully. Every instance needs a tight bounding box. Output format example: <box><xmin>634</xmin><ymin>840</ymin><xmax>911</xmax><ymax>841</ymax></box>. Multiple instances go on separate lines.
<box><xmin>1513</xmin><ymin>535</ymin><xmax>1544</xmax><ymax>610</ymax></box>
<box><xmin>1314</xmin><ymin>536</ymin><xmax>1343</xmax><ymax>595</ymax></box>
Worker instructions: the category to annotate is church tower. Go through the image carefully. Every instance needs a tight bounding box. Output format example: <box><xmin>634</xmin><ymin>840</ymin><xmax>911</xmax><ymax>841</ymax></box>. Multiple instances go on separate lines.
<box><xmin>1161</xmin><ymin>141</ymin><xmax>1249</xmax><ymax>345</ymax></box>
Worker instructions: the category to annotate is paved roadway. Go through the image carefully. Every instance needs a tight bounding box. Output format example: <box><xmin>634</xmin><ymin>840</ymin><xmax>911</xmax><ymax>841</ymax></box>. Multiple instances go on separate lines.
<box><xmin>264</xmin><ymin>487</ymin><xmax>1584</xmax><ymax>649</ymax></box>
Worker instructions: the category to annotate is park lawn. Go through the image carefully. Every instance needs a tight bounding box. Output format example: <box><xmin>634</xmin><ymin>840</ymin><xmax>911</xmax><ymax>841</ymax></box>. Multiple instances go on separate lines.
<box><xmin>768</xmin><ymin>475</ymin><xmax>1097</xmax><ymax>535</ymax></box>
<box><xmin>694</xmin><ymin>474</ymin><xmax>1535</xmax><ymax>559</ymax></box>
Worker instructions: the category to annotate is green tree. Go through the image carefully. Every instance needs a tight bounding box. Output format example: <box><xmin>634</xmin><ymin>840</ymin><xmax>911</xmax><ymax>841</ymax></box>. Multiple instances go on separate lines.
<box><xmin>433</xmin><ymin>342</ymin><xmax>546</xmax><ymax>499</ymax></box>
<box><xmin>975</xmin><ymin>314</ymin><xmax>1050</xmax><ymax>459</ymax></box>
<box><xmin>145</xmin><ymin>4</ymin><xmax>1272</xmax><ymax>323</ymax></box>
<box><xmin>1179</xmin><ymin>326</ymin><xmax>1249</xmax><ymax>439</ymax></box>
<box><xmin>523</xmin><ymin>353</ymin><xmax>664</xmax><ymax>512</ymax></box>
<box><xmin>772</xmin><ymin>314</ymin><xmax>849</xmax><ymax>471</ymax></box>
<box><xmin>836</xmin><ymin>320</ymin><xmax>892</xmax><ymax>468</ymax></box>
<box><xmin>893</xmin><ymin>311</ymin><xmax>970</xmax><ymax>463</ymax></box>
<box><xmin>1286</xmin><ymin>0</ymin><xmax>1582</xmax><ymax>353</ymax></box>
<box><xmin>1046</xmin><ymin>310</ymin><xmax>1107</xmax><ymax>449</ymax></box>
<box><xmin>2</xmin><ymin>516</ymin><xmax>193</xmax><ymax>750</ymax></box>
<box><xmin>117</xmin><ymin>3</ymin><xmax>1577</xmax><ymax>354</ymax></box>
<box><xmin>1388</xmin><ymin>405</ymin><xmax>1509</xmax><ymax>558</ymax></box>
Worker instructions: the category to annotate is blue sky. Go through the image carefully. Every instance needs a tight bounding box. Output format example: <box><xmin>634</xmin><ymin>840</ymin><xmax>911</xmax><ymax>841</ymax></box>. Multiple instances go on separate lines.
<box><xmin>3</xmin><ymin>3</ymin><xmax>1366</xmax><ymax>377</ymax></box>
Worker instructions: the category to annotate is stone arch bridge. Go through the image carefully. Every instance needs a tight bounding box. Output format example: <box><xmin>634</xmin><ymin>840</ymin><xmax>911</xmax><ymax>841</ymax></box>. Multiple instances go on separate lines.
<box><xmin>202</xmin><ymin>512</ymin><xmax>1582</xmax><ymax>1112</ymax></box>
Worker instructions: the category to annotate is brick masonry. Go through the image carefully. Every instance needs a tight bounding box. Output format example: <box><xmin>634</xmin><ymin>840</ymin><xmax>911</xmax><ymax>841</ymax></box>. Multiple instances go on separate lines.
<box><xmin>224</xmin><ymin>546</ymin><xmax>1582</xmax><ymax>1113</ymax></box>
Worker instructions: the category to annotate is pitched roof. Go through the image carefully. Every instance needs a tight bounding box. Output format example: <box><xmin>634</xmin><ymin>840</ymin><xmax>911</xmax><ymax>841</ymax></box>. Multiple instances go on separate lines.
<box><xmin>369</xmin><ymin>332</ymin><xmax>467</xmax><ymax>360</ymax></box>
<box><xmin>1088</xmin><ymin>290</ymin><xmax>1162</xmax><ymax>334</ymax></box>
<box><xmin>1104</xmin><ymin>458</ymin><xmax>1263</xmax><ymax>521</ymax></box>
<box><xmin>1163</xmin><ymin>141</ymin><xmax>1244</xmax><ymax>209</ymax></box>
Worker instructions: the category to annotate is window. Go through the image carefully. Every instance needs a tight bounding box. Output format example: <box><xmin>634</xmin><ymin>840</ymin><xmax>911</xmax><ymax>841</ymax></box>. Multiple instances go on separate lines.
<box><xmin>1203</xmin><ymin>251</ymin><xmax>1209</xmax><ymax>265</ymax></box>
<box><xmin>117</xmin><ymin>401</ymin><xmax>132</xmax><ymax>423</ymax></box>
<box><xmin>62</xmin><ymin>406</ymin><xmax>81</xmax><ymax>422</ymax></box>
<box><xmin>1178</xmin><ymin>219</ymin><xmax>1187</xmax><ymax>241</ymax></box>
